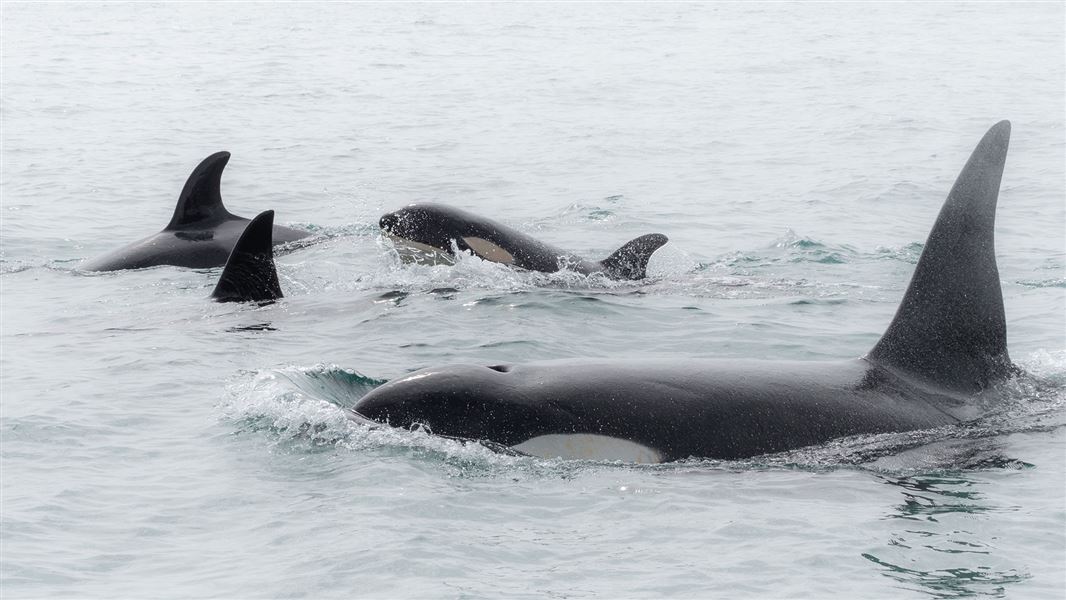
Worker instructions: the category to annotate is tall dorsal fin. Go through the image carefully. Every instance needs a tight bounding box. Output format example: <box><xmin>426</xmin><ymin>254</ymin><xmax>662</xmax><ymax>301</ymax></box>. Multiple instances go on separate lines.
<box><xmin>867</xmin><ymin>121</ymin><xmax>1014</xmax><ymax>393</ymax></box>
<box><xmin>166</xmin><ymin>151</ymin><xmax>236</xmax><ymax>230</ymax></box>
<box><xmin>211</xmin><ymin>210</ymin><xmax>283</xmax><ymax>303</ymax></box>
<box><xmin>600</xmin><ymin>233</ymin><xmax>669</xmax><ymax>280</ymax></box>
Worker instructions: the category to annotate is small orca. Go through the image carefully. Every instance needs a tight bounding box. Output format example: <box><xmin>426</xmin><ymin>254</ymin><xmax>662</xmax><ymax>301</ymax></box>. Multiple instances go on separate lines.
<box><xmin>80</xmin><ymin>152</ymin><xmax>310</xmax><ymax>272</ymax></box>
<box><xmin>350</xmin><ymin>121</ymin><xmax>1019</xmax><ymax>463</ymax></box>
<box><xmin>379</xmin><ymin>204</ymin><xmax>668</xmax><ymax>280</ymax></box>
<box><xmin>211</xmin><ymin>210</ymin><xmax>283</xmax><ymax>303</ymax></box>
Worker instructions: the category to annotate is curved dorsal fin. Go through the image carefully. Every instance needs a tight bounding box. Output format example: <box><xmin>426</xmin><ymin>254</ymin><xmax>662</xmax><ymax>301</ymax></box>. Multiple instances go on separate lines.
<box><xmin>600</xmin><ymin>233</ymin><xmax>669</xmax><ymax>280</ymax></box>
<box><xmin>867</xmin><ymin>121</ymin><xmax>1014</xmax><ymax>392</ymax></box>
<box><xmin>166</xmin><ymin>151</ymin><xmax>236</xmax><ymax>230</ymax></box>
<box><xmin>211</xmin><ymin>210</ymin><xmax>283</xmax><ymax>303</ymax></box>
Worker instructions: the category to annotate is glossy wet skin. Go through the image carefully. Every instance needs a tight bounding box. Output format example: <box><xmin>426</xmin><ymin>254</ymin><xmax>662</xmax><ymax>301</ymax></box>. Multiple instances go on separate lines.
<box><xmin>80</xmin><ymin>151</ymin><xmax>311</xmax><ymax>272</ymax></box>
<box><xmin>351</xmin><ymin>358</ymin><xmax>974</xmax><ymax>462</ymax></box>
<box><xmin>355</xmin><ymin>122</ymin><xmax>1015</xmax><ymax>463</ymax></box>
<box><xmin>80</xmin><ymin>218</ymin><xmax>308</xmax><ymax>271</ymax></box>
<box><xmin>379</xmin><ymin>203</ymin><xmax>669</xmax><ymax>280</ymax></box>
<box><xmin>379</xmin><ymin>205</ymin><xmax>479</xmax><ymax>255</ymax></box>
<box><xmin>379</xmin><ymin>203</ymin><xmax>596</xmax><ymax>272</ymax></box>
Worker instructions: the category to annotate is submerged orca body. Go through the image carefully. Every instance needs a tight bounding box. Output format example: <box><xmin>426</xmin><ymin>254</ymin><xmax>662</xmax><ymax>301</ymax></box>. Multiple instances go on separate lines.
<box><xmin>379</xmin><ymin>204</ymin><xmax>668</xmax><ymax>280</ymax></box>
<box><xmin>80</xmin><ymin>152</ymin><xmax>310</xmax><ymax>272</ymax></box>
<box><xmin>351</xmin><ymin>121</ymin><xmax>1017</xmax><ymax>463</ymax></box>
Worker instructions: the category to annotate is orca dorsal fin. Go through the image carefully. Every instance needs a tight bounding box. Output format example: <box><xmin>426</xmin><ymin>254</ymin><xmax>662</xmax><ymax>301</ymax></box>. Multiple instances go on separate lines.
<box><xmin>599</xmin><ymin>233</ymin><xmax>669</xmax><ymax>280</ymax></box>
<box><xmin>867</xmin><ymin>121</ymin><xmax>1014</xmax><ymax>393</ymax></box>
<box><xmin>211</xmin><ymin>210</ymin><xmax>283</xmax><ymax>303</ymax></box>
<box><xmin>166</xmin><ymin>151</ymin><xmax>236</xmax><ymax>230</ymax></box>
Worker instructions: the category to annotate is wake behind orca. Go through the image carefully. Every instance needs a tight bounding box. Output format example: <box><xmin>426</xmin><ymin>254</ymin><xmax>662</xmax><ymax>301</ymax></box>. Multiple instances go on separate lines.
<box><xmin>349</xmin><ymin>121</ymin><xmax>1018</xmax><ymax>463</ymax></box>
<box><xmin>379</xmin><ymin>204</ymin><xmax>668</xmax><ymax>280</ymax></box>
<box><xmin>80</xmin><ymin>152</ymin><xmax>310</xmax><ymax>272</ymax></box>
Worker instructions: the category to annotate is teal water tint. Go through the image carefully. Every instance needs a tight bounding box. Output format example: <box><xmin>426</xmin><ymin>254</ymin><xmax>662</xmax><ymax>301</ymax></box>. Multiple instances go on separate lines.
<box><xmin>3</xmin><ymin>3</ymin><xmax>1065</xmax><ymax>599</ymax></box>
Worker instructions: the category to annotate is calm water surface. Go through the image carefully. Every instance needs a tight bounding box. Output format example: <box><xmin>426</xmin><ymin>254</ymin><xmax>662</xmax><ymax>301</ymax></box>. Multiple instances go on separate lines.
<box><xmin>2</xmin><ymin>4</ymin><xmax>1064</xmax><ymax>599</ymax></box>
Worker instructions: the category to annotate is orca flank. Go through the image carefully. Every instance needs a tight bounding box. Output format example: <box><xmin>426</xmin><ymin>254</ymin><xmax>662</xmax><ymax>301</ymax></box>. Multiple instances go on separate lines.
<box><xmin>80</xmin><ymin>152</ymin><xmax>311</xmax><ymax>272</ymax></box>
<box><xmin>353</xmin><ymin>121</ymin><xmax>1019</xmax><ymax>463</ymax></box>
<box><xmin>379</xmin><ymin>204</ymin><xmax>668</xmax><ymax>280</ymax></box>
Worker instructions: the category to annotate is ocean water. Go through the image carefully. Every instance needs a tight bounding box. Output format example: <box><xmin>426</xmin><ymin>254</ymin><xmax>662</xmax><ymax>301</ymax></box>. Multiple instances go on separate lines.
<box><xmin>2</xmin><ymin>3</ymin><xmax>1064</xmax><ymax>599</ymax></box>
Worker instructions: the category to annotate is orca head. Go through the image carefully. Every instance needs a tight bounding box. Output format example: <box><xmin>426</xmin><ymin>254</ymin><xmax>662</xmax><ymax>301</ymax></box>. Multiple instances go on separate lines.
<box><xmin>379</xmin><ymin>204</ymin><xmax>495</xmax><ymax>265</ymax></box>
<box><xmin>354</xmin><ymin>363</ymin><xmax>539</xmax><ymax>442</ymax></box>
<box><xmin>353</xmin><ymin>362</ymin><xmax>666</xmax><ymax>463</ymax></box>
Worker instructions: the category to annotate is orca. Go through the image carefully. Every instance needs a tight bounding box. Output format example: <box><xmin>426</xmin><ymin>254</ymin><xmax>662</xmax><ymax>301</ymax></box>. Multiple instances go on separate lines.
<box><xmin>379</xmin><ymin>204</ymin><xmax>668</xmax><ymax>280</ymax></box>
<box><xmin>80</xmin><ymin>152</ymin><xmax>310</xmax><ymax>272</ymax></box>
<box><xmin>349</xmin><ymin>121</ymin><xmax>1019</xmax><ymax>463</ymax></box>
<box><xmin>211</xmin><ymin>210</ymin><xmax>283</xmax><ymax>303</ymax></box>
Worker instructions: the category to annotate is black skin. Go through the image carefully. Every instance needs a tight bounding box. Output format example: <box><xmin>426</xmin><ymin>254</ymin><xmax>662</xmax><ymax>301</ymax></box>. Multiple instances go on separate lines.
<box><xmin>354</xmin><ymin>122</ymin><xmax>1016</xmax><ymax>462</ymax></box>
<box><xmin>80</xmin><ymin>151</ymin><xmax>310</xmax><ymax>272</ymax></box>
<box><xmin>211</xmin><ymin>210</ymin><xmax>284</xmax><ymax>303</ymax></box>
<box><xmin>380</xmin><ymin>204</ymin><xmax>668</xmax><ymax>280</ymax></box>
<box><xmin>352</xmin><ymin>359</ymin><xmax>977</xmax><ymax>462</ymax></box>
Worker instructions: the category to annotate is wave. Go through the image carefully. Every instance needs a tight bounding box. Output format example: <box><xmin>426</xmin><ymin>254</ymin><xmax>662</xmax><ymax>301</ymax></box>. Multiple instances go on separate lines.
<box><xmin>221</xmin><ymin>364</ymin><xmax>604</xmax><ymax>478</ymax></box>
<box><xmin>1016</xmin><ymin>277</ymin><xmax>1066</xmax><ymax>289</ymax></box>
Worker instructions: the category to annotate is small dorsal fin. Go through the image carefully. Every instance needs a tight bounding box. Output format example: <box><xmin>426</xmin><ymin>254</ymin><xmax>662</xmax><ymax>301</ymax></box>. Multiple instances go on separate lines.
<box><xmin>867</xmin><ymin>121</ymin><xmax>1015</xmax><ymax>392</ymax></box>
<box><xmin>599</xmin><ymin>233</ymin><xmax>669</xmax><ymax>280</ymax></box>
<box><xmin>166</xmin><ymin>151</ymin><xmax>236</xmax><ymax>230</ymax></box>
<box><xmin>211</xmin><ymin>210</ymin><xmax>283</xmax><ymax>303</ymax></box>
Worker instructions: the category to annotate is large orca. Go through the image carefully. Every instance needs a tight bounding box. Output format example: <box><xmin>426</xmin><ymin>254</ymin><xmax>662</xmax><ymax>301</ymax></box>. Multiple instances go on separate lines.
<box><xmin>80</xmin><ymin>152</ymin><xmax>310</xmax><ymax>272</ymax></box>
<box><xmin>379</xmin><ymin>204</ymin><xmax>669</xmax><ymax>280</ymax></box>
<box><xmin>349</xmin><ymin>121</ymin><xmax>1018</xmax><ymax>463</ymax></box>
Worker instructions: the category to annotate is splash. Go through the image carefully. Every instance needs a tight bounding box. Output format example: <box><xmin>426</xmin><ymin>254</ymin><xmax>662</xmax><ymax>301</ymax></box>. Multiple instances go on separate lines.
<box><xmin>220</xmin><ymin>364</ymin><xmax>607</xmax><ymax>479</ymax></box>
<box><xmin>223</xmin><ymin>351</ymin><xmax>1065</xmax><ymax>477</ymax></box>
<box><xmin>368</xmin><ymin>235</ymin><xmax>681</xmax><ymax>293</ymax></box>
<box><xmin>755</xmin><ymin>353</ymin><xmax>1066</xmax><ymax>473</ymax></box>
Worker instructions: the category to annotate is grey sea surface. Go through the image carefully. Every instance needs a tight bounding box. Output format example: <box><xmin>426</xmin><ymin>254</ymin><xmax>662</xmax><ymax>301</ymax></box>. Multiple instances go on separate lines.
<box><xmin>2</xmin><ymin>3</ymin><xmax>1064</xmax><ymax>599</ymax></box>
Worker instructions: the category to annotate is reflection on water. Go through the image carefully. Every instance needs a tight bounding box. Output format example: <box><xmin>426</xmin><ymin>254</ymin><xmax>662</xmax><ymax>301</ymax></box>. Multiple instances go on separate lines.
<box><xmin>374</xmin><ymin>290</ymin><xmax>409</xmax><ymax>305</ymax></box>
<box><xmin>887</xmin><ymin>475</ymin><xmax>992</xmax><ymax>522</ymax></box>
<box><xmin>864</xmin><ymin>468</ymin><xmax>1030</xmax><ymax>598</ymax></box>
<box><xmin>226</xmin><ymin>322</ymin><xmax>278</xmax><ymax>332</ymax></box>
<box><xmin>862</xmin><ymin>552</ymin><xmax>1027</xmax><ymax>599</ymax></box>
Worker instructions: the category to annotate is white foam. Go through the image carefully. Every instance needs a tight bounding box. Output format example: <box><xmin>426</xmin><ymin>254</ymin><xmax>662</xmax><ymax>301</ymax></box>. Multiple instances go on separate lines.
<box><xmin>385</xmin><ymin>234</ymin><xmax>457</xmax><ymax>266</ymax></box>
